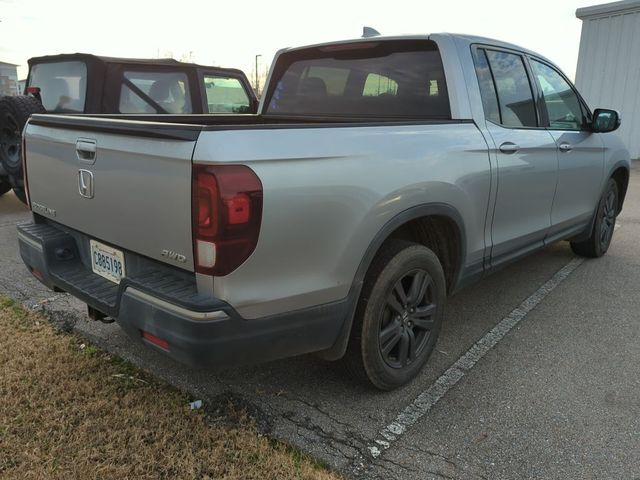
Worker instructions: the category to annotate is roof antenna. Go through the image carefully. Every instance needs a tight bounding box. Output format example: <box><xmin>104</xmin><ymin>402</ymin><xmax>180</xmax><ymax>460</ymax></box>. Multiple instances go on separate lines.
<box><xmin>362</xmin><ymin>26</ymin><xmax>381</xmax><ymax>38</ymax></box>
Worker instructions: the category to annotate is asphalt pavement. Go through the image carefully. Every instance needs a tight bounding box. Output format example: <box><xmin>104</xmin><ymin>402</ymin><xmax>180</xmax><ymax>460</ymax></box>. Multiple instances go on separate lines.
<box><xmin>1</xmin><ymin>166</ymin><xmax>639</xmax><ymax>479</ymax></box>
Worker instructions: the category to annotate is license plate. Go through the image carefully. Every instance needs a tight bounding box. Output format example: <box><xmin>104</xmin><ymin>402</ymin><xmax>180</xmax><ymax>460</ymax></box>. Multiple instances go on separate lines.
<box><xmin>90</xmin><ymin>239</ymin><xmax>125</xmax><ymax>284</ymax></box>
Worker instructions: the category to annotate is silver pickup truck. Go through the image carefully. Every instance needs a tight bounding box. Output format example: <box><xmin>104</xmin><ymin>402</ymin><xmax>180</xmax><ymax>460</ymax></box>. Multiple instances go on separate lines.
<box><xmin>17</xmin><ymin>34</ymin><xmax>630</xmax><ymax>390</ymax></box>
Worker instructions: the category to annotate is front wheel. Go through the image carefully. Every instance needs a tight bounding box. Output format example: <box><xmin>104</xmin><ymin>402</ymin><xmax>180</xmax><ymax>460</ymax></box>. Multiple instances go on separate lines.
<box><xmin>343</xmin><ymin>240</ymin><xmax>446</xmax><ymax>390</ymax></box>
<box><xmin>570</xmin><ymin>178</ymin><xmax>619</xmax><ymax>258</ymax></box>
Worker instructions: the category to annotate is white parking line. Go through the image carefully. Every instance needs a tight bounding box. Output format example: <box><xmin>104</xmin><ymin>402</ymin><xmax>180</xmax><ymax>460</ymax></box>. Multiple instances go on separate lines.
<box><xmin>368</xmin><ymin>256</ymin><xmax>585</xmax><ymax>458</ymax></box>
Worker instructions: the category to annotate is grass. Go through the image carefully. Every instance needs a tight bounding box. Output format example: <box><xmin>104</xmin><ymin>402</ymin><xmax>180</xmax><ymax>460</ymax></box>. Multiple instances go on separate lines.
<box><xmin>0</xmin><ymin>295</ymin><xmax>340</xmax><ymax>480</ymax></box>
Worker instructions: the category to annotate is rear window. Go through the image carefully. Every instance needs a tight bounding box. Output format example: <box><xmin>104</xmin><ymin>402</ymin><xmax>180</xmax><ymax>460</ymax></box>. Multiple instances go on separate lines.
<box><xmin>29</xmin><ymin>61</ymin><xmax>87</xmax><ymax>113</ymax></box>
<box><xmin>265</xmin><ymin>40</ymin><xmax>450</xmax><ymax>119</ymax></box>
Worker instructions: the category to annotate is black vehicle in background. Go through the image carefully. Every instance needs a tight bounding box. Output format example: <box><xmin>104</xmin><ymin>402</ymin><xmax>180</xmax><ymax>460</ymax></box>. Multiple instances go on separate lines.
<box><xmin>0</xmin><ymin>53</ymin><xmax>258</xmax><ymax>203</ymax></box>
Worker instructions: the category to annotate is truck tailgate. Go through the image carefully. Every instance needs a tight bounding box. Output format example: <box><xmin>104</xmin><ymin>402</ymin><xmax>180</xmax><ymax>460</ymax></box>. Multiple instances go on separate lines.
<box><xmin>24</xmin><ymin>115</ymin><xmax>199</xmax><ymax>271</ymax></box>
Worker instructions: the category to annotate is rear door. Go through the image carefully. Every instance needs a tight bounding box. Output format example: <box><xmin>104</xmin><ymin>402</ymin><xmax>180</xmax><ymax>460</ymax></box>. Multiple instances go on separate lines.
<box><xmin>473</xmin><ymin>47</ymin><xmax>559</xmax><ymax>266</ymax></box>
<box><xmin>527</xmin><ymin>58</ymin><xmax>604</xmax><ymax>238</ymax></box>
<box><xmin>25</xmin><ymin>115</ymin><xmax>199</xmax><ymax>271</ymax></box>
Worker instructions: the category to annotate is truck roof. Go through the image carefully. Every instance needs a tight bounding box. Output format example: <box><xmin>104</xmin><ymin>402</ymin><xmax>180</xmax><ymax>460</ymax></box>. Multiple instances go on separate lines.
<box><xmin>441</xmin><ymin>33</ymin><xmax>550</xmax><ymax>59</ymax></box>
<box><xmin>281</xmin><ymin>33</ymin><xmax>555</xmax><ymax>67</ymax></box>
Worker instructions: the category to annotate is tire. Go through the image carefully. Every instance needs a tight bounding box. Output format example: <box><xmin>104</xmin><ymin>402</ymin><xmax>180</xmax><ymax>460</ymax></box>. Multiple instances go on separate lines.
<box><xmin>0</xmin><ymin>179</ymin><xmax>11</xmax><ymax>197</ymax></box>
<box><xmin>570</xmin><ymin>178</ymin><xmax>619</xmax><ymax>258</ymax></box>
<box><xmin>343</xmin><ymin>240</ymin><xmax>446</xmax><ymax>390</ymax></box>
<box><xmin>0</xmin><ymin>95</ymin><xmax>46</xmax><ymax>180</ymax></box>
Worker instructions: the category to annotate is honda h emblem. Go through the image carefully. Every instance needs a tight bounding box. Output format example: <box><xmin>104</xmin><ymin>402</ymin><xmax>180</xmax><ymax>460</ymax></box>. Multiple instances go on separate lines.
<box><xmin>78</xmin><ymin>169</ymin><xmax>94</xmax><ymax>198</ymax></box>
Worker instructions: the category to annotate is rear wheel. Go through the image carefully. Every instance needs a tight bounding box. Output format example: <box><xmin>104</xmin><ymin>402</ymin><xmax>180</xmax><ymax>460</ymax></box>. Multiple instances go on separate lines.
<box><xmin>344</xmin><ymin>240</ymin><xmax>446</xmax><ymax>390</ymax></box>
<box><xmin>0</xmin><ymin>96</ymin><xmax>46</xmax><ymax>204</ymax></box>
<box><xmin>570</xmin><ymin>178</ymin><xmax>618</xmax><ymax>258</ymax></box>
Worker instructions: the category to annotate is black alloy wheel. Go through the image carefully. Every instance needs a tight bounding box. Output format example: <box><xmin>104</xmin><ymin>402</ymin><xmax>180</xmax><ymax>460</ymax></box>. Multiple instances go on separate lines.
<box><xmin>599</xmin><ymin>187</ymin><xmax>617</xmax><ymax>251</ymax></box>
<box><xmin>380</xmin><ymin>269</ymin><xmax>437</xmax><ymax>369</ymax></box>
<box><xmin>343</xmin><ymin>240</ymin><xmax>446</xmax><ymax>390</ymax></box>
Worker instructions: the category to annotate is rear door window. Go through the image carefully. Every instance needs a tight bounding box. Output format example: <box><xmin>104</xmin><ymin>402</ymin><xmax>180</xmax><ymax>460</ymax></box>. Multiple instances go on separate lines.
<box><xmin>472</xmin><ymin>48</ymin><xmax>501</xmax><ymax>124</ymax></box>
<box><xmin>484</xmin><ymin>50</ymin><xmax>538</xmax><ymax>128</ymax></box>
<box><xmin>265</xmin><ymin>40</ymin><xmax>450</xmax><ymax>119</ymax></box>
<box><xmin>29</xmin><ymin>61</ymin><xmax>87</xmax><ymax>113</ymax></box>
<box><xmin>203</xmin><ymin>75</ymin><xmax>251</xmax><ymax>113</ymax></box>
<box><xmin>119</xmin><ymin>71</ymin><xmax>192</xmax><ymax>114</ymax></box>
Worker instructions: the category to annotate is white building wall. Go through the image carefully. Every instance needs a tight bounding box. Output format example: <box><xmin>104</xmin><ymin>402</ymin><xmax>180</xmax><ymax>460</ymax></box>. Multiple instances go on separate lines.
<box><xmin>576</xmin><ymin>0</ymin><xmax>640</xmax><ymax>158</ymax></box>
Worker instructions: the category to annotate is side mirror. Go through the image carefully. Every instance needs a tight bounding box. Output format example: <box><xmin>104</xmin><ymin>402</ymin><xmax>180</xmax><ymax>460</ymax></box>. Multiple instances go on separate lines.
<box><xmin>591</xmin><ymin>108</ymin><xmax>621</xmax><ymax>133</ymax></box>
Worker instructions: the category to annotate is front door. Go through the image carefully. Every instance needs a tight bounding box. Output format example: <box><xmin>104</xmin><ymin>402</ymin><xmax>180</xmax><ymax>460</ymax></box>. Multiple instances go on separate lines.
<box><xmin>528</xmin><ymin>58</ymin><xmax>605</xmax><ymax>239</ymax></box>
<box><xmin>473</xmin><ymin>47</ymin><xmax>559</xmax><ymax>267</ymax></box>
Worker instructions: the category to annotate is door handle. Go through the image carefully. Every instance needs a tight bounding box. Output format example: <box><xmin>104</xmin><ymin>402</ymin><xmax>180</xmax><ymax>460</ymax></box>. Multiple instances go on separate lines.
<box><xmin>76</xmin><ymin>138</ymin><xmax>97</xmax><ymax>164</ymax></box>
<box><xmin>499</xmin><ymin>142</ymin><xmax>520</xmax><ymax>154</ymax></box>
<box><xmin>559</xmin><ymin>143</ymin><xmax>573</xmax><ymax>153</ymax></box>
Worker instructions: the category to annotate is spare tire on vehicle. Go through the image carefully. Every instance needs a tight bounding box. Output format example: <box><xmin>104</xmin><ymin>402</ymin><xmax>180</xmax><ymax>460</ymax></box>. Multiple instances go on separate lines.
<box><xmin>0</xmin><ymin>179</ymin><xmax>11</xmax><ymax>197</ymax></box>
<box><xmin>0</xmin><ymin>96</ymin><xmax>47</xmax><ymax>204</ymax></box>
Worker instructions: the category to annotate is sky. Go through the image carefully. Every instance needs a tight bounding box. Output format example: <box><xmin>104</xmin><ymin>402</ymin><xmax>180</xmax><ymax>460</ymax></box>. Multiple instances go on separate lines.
<box><xmin>0</xmin><ymin>0</ymin><xmax>604</xmax><ymax>82</ymax></box>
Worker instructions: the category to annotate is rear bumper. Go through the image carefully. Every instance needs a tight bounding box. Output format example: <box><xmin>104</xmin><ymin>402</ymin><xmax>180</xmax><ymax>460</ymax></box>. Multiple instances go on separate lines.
<box><xmin>17</xmin><ymin>219</ymin><xmax>347</xmax><ymax>367</ymax></box>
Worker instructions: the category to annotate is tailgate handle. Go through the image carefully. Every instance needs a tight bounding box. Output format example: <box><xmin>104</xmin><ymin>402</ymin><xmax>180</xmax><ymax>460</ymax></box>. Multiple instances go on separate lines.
<box><xmin>76</xmin><ymin>139</ymin><xmax>97</xmax><ymax>164</ymax></box>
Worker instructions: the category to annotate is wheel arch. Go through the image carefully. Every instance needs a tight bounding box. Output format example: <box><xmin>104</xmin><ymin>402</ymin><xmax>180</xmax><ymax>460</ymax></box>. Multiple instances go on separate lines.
<box><xmin>609</xmin><ymin>163</ymin><xmax>629</xmax><ymax>213</ymax></box>
<box><xmin>571</xmin><ymin>161</ymin><xmax>630</xmax><ymax>243</ymax></box>
<box><xmin>319</xmin><ymin>203</ymin><xmax>467</xmax><ymax>361</ymax></box>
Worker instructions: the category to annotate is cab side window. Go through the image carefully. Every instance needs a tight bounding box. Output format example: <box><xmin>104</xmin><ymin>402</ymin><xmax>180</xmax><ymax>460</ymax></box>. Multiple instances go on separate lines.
<box><xmin>484</xmin><ymin>50</ymin><xmax>538</xmax><ymax>128</ymax></box>
<box><xmin>530</xmin><ymin>59</ymin><xmax>586</xmax><ymax>130</ymax></box>
<box><xmin>472</xmin><ymin>48</ymin><xmax>500</xmax><ymax>124</ymax></box>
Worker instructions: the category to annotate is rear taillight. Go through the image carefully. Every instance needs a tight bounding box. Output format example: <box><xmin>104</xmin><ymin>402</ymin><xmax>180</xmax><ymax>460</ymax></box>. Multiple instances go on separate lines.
<box><xmin>21</xmin><ymin>134</ymin><xmax>30</xmax><ymax>208</ymax></box>
<box><xmin>25</xmin><ymin>86</ymin><xmax>41</xmax><ymax>95</ymax></box>
<box><xmin>192</xmin><ymin>164</ymin><xmax>263</xmax><ymax>276</ymax></box>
